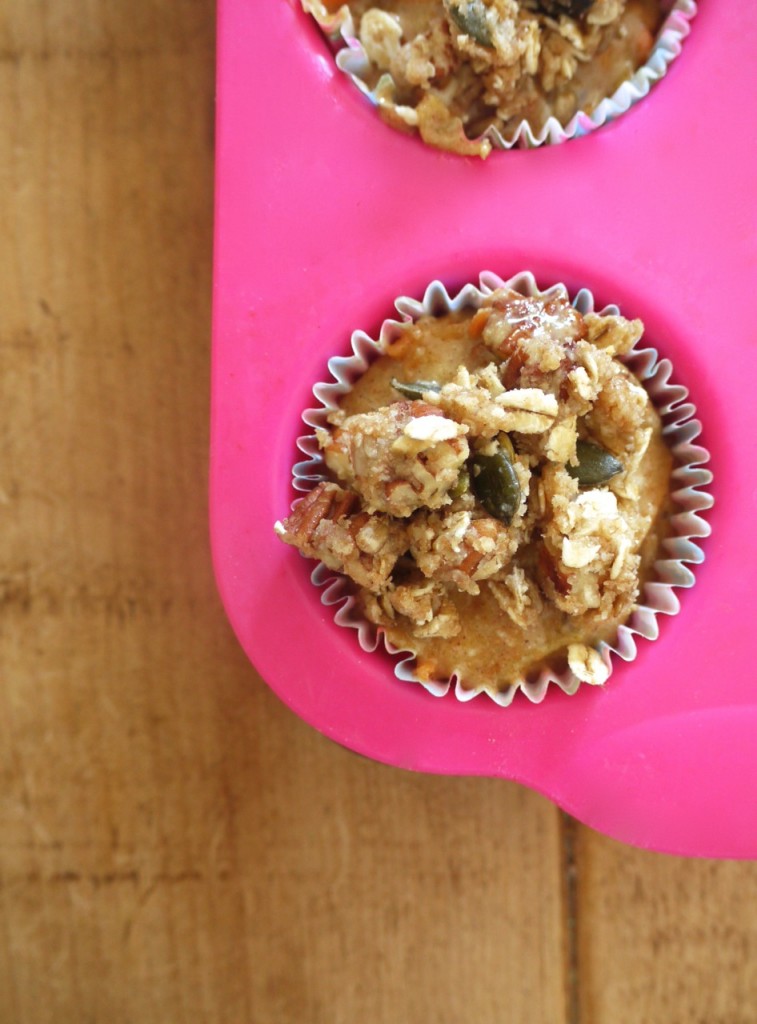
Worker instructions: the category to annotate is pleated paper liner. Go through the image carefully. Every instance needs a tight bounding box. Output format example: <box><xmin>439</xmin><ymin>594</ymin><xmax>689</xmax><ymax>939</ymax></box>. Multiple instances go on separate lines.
<box><xmin>289</xmin><ymin>270</ymin><xmax>712</xmax><ymax>706</ymax></box>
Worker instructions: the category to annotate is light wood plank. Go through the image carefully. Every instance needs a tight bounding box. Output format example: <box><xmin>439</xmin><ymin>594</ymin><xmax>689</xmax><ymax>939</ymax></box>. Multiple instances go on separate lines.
<box><xmin>0</xmin><ymin>3</ymin><xmax>569</xmax><ymax>1022</ymax></box>
<box><xmin>576</xmin><ymin>828</ymin><xmax>757</xmax><ymax>1024</ymax></box>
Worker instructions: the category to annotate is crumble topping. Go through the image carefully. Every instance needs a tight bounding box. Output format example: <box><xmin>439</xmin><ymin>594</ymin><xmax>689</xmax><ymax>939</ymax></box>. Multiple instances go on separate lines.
<box><xmin>276</xmin><ymin>285</ymin><xmax>672</xmax><ymax>691</ymax></box>
<box><xmin>306</xmin><ymin>0</ymin><xmax>662</xmax><ymax>155</ymax></box>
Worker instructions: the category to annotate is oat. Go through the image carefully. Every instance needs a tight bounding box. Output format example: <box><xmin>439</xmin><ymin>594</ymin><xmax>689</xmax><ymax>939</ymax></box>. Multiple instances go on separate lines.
<box><xmin>568</xmin><ymin>643</ymin><xmax>610</xmax><ymax>685</ymax></box>
<box><xmin>400</xmin><ymin>413</ymin><xmax>465</xmax><ymax>444</ymax></box>
<box><xmin>428</xmin><ymin>370</ymin><xmax>558</xmax><ymax>436</ymax></box>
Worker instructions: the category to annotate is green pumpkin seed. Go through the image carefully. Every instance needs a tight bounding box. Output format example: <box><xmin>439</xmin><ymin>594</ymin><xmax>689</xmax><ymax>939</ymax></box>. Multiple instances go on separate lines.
<box><xmin>567</xmin><ymin>440</ymin><xmax>624</xmax><ymax>487</ymax></box>
<box><xmin>445</xmin><ymin>1</ymin><xmax>494</xmax><ymax>47</ymax></box>
<box><xmin>391</xmin><ymin>378</ymin><xmax>442</xmax><ymax>401</ymax></box>
<box><xmin>450</xmin><ymin>467</ymin><xmax>470</xmax><ymax>499</ymax></box>
<box><xmin>471</xmin><ymin>447</ymin><xmax>521</xmax><ymax>525</ymax></box>
<box><xmin>532</xmin><ymin>0</ymin><xmax>593</xmax><ymax>18</ymax></box>
<box><xmin>497</xmin><ymin>432</ymin><xmax>515</xmax><ymax>461</ymax></box>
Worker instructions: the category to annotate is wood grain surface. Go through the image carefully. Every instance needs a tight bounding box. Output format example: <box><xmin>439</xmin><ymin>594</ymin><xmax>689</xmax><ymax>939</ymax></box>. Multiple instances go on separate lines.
<box><xmin>1</xmin><ymin>2</ymin><xmax>755</xmax><ymax>1022</ymax></box>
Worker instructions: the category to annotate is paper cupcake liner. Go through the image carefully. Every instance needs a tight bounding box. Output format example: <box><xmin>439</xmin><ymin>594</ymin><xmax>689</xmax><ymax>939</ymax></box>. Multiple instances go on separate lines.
<box><xmin>302</xmin><ymin>0</ymin><xmax>696</xmax><ymax>152</ymax></box>
<box><xmin>290</xmin><ymin>270</ymin><xmax>713</xmax><ymax>706</ymax></box>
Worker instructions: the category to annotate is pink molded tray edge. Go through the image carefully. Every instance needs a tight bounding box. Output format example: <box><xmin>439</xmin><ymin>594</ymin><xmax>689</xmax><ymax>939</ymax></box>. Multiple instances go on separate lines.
<box><xmin>211</xmin><ymin>0</ymin><xmax>757</xmax><ymax>857</ymax></box>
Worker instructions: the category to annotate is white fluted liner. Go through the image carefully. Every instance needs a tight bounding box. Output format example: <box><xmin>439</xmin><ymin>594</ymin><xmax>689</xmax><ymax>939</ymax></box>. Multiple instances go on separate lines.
<box><xmin>302</xmin><ymin>1</ymin><xmax>696</xmax><ymax>151</ymax></box>
<box><xmin>290</xmin><ymin>271</ymin><xmax>713</xmax><ymax>706</ymax></box>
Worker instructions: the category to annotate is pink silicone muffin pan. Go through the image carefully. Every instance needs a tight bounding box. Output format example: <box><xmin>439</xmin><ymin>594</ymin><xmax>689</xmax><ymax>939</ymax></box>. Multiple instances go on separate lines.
<box><xmin>211</xmin><ymin>0</ymin><xmax>757</xmax><ymax>857</ymax></box>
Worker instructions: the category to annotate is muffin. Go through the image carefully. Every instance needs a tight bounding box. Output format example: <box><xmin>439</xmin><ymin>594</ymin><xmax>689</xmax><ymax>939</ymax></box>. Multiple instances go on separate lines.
<box><xmin>275</xmin><ymin>274</ymin><xmax>708</xmax><ymax>701</ymax></box>
<box><xmin>303</xmin><ymin>0</ymin><xmax>694</xmax><ymax>155</ymax></box>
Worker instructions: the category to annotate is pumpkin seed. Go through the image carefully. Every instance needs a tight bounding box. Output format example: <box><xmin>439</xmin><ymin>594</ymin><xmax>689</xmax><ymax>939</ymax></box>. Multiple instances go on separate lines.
<box><xmin>530</xmin><ymin>0</ymin><xmax>593</xmax><ymax>18</ymax></box>
<box><xmin>471</xmin><ymin>446</ymin><xmax>521</xmax><ymax>524</ymax></box>
<box><xmin>497</xmin><ymin>432</ymin><xmax>515</xmax><ymax>461</ymax></box>
<box><xmin>567</xmin><ymin>440</ymin><xmax>624</xmax><ymax>487</ymax></box>
<box><xmin>445</xmin><ymin>1</ymin><xmax>493</xmax><ymax>47</ymax></box>
<box><xmin>391</xmin><ymin>378</ymin><xmax>442</xmax><ymax>401</ymax></box>
<box><xmin>450</xmin><ymin>467</ymin><xmax>470</xmax><ymax>499</ymax></box>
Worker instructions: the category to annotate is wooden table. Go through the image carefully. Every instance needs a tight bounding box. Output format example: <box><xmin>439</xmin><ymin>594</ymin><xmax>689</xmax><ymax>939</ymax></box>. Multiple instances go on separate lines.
<box><xmin>1</xmin><ymin>2</ymin><xmax>755</xmax><ymax>1021</ymax></box>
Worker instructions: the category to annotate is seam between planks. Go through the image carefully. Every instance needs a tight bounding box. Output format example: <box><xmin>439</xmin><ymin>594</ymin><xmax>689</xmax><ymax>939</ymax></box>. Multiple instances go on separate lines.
<box><xmin>560</xmin><ymin>812</ymin><xmax>582</xmax><ymax>1024</ymax></box>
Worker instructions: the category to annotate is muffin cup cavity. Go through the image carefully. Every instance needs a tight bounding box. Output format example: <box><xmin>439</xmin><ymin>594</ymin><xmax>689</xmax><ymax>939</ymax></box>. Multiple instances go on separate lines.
<box><xmin>290</xmin><ymin>270</ymin><xmax>712</xmax><ymax>707</ymax></box>
<box><xmin>301</xmin><ymin>1</ymin><xmax>696</xmax><ymax>153</ymax></box>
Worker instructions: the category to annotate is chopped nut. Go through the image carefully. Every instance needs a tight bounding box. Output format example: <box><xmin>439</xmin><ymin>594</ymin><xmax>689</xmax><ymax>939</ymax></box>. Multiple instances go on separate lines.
<box><xmin>545</xmin><ymin>417</ymin><xmax>577</xmax><ymax>464</ymax></box>
<box><xmin>562</xmin><ymin>536</ymin><xmax>601</xmax><ymax>568</ymax></box>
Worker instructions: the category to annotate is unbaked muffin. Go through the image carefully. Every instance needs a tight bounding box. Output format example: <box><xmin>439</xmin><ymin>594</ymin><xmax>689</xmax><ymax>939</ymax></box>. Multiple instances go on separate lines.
<box><xmin>305</xmin><ymin>0</ymin><xmax>668</xmax><ymax>155</ymax></box>
<box><xmin>275</xmin><ymin>283</ymin><xmax>672</xmax><ymax>692</ymax></box>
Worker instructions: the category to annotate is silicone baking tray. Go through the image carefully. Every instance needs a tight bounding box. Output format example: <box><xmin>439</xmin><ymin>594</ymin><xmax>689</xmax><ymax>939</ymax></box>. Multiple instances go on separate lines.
<box><xmin>211</xmin><ymin>0</ymin><xmax>757</xmax><ymax>857</ymax></box>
